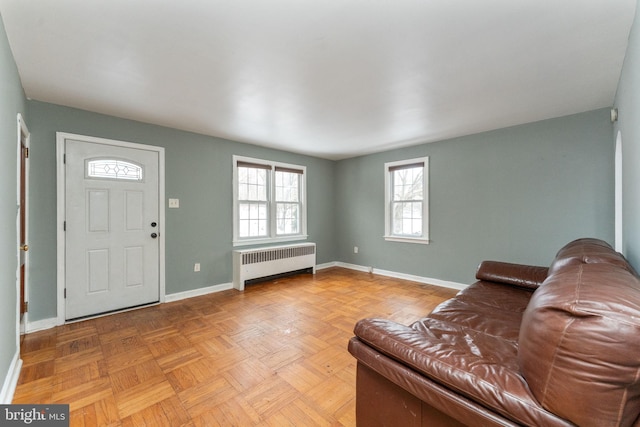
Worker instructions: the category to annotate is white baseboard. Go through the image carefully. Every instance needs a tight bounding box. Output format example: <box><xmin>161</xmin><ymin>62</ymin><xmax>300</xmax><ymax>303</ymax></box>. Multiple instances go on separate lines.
<box><xmin>165</xmin><ymin>282</ymin><xmax>234</xmax><ymax>303</ymax></box>
<box><xmin>22</xmin><ymin>283</ymin><xmax>235</xmax><ymax>335</ymax></box>
<box><xmin>317</xmin><ymin>261</ymin><xmax>371</xmax><ymax>272</ymax></box>
<box><xmin>329</xmin><ymin>262</ymin><xmax>467</xmax><ymax>291</ymax></box>
<box><xmin>315</xmin><ymin>261</ymin><xmax>339</xmax><ymax>270</ymax></box>
<box><xmin>0</xmin><ymin>351</ymin><xmax>22</xmax><ymax>404</ymax></box>
<box><xmin>372</xmin><ymin>267</ymin><xmax>467</xmax><ymax>291</ymax></box>
<box><xmin>25</xmin><ymin>316</ymin><xmax>62</xmax><ymax>334</ymax></box>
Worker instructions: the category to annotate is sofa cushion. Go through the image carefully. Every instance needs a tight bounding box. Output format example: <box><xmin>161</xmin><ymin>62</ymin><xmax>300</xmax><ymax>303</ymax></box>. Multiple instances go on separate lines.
<box><xmin>518</xmin><ymin>263</ymin><xmax>640</xmax><ymax>427</ymax></box>
<box><xmin>354</xmin><ymin>317</ymin><xmax>569</xmax><ymax>426</ymax></box>
<box><xmin>548</xmin><ymin>238</ymin><xmax>632</xmax><ymax>277</ymax></box>
<box><xmin>429</xmin><ymin>281</ymin><xmax>533</xmax><ymax>341</ymax></box>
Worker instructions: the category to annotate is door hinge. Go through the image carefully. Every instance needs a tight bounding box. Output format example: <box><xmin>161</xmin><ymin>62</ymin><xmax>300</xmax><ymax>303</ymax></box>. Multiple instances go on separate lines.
<box><xmin>63</xmin><ymin>154</ymin><xmax>66</xmax><ymax>164</ymax></box>
<box><xmin>64</xmin><ymin>288</ymin><xmax>67</xmax><ymax>299</ymax></box>
<box><xmin>23</xmin><ymin>147</ymin><xmax>29</xmax><ymax>158</ymax></box>
<box><xmin>63</xmin><ymin>221</ymin><xmax>66</xmax><ymax>231</ymax></box>
<box><xmin>22</xmin><ymin>301</ymin><xmax>28</xmax><ymax>312</ymax></box>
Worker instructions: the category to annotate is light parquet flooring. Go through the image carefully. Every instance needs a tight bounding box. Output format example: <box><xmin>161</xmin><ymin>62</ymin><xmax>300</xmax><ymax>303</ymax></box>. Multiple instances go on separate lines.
<box><xmin>14</xmin><ymin>267</ymin><xmax>458</xmax><ymax>426</ymax></box>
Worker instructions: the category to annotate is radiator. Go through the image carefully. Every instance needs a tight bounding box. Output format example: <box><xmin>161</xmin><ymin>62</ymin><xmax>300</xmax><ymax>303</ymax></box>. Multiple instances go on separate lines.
<box><xmin>233</xmin><ymin>242</ymin><xmax>316</xmax><ymax>290</ymax></box>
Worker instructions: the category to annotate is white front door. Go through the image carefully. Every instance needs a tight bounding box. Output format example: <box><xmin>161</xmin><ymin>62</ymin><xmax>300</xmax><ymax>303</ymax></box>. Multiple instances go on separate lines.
<box><xmin>64</xmin><ymin>138</ymin><xmax>160</xmax><ymax>320</ymax></box>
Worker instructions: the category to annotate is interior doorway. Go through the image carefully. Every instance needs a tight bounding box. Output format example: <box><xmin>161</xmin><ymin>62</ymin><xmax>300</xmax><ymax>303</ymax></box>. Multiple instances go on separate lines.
<box><xmin>17</xmin><ymin>114</ymin><xmax>29</xmax><ymax>332</ymax></box>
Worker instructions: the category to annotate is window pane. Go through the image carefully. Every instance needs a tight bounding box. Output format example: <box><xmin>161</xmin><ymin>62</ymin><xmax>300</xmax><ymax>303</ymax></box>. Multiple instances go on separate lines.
<box><xmin>402</xmin><ymin>218</ymin><xmax>412</xmax><ymax>235</ymax></box>
<box><xmin>249</xmin><ymin>219</ymin><xmax>259</xmax><ymax>236</ymax></box>
<box><xmin>239</xmin><ymin>167</ymin><xmax>267</xmax><ymax>201</ymax></box>
<box><xmin>392</xmin><ymin>201</ymin><xmax>422</xmax><ymax>237</ymax></box>
<box><xmin>412</xmin><ymin>219</ymin><xmax>422</xmax><ymax>235</ymax></box>
<box><xmin>276</xmin><ymin>203</ymin><xmax>299</xmax><ymax>235</ymax></box>
<box><xmin>412</xmin><ymin>203</ymin><xmax>422</xmax><ymax>218</ymax></box>
<box><xmin>249</xmin><ymin>219</ymin><xmax>267</xmax><ymax>237</ymax></box>
<box><xmin>239</xmin><ymin>202</ymin><xmax>268</xmax><ymax>238</ymax></box>
<box><xmin>239</xmin><ymin>203</ymin><xmax>249</xmax><ymax>220</ymax></box>
<box><xmin>249</xmin><ymin>183</ymin><xmax>259</xmax><ymax>200</ymax></box>
<box><xmin>249</xmin><ymin>204</ymin><xmax>259</xmax><ymax>219</ymax></box>
<box><xmin>392</xmin><ymin>203</ymin><xmax>404</xmax><ymax>234</ymax></box>
<box><xmin>402</xmin><ymin>202</ymin><xmax>412</xmax><ymax>218</ymax></box>
<box><xmin>275</xmin><ymin>171</ymin><xmax>299</xmax><ymax>202</ymax></box>
<box><xmin>238</xmin><ymin>182</ymin><xmax>247</xmax><ymax>200</ymax></box>
<box><xmin>239</xmin><ymin>221</ymin><xmax>249</xmax><ymax>237</ymax></box>
<box><xmin>393</xmin><ymin>167</ymin><xmax>423</xmax><ymax>201</ymax></box>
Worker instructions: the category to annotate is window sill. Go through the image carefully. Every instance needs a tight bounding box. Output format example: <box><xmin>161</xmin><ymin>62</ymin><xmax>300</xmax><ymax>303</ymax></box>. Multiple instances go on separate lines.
<box><xmin>384</xmin><ymin>235</ymin><xmax>430</xmax><ymax>245</ymax></box>
<box><xmin>233</xmin><ymin>235</ymin><xmax>309</xmax><ymax>247</ymax></box>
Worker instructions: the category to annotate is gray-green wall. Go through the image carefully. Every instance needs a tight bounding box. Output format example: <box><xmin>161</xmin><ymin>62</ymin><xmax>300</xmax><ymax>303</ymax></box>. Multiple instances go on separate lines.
<box><xmin>25</xmin><ymin>107</ymin><xmax>617</xmax><ymax>321</ymax></box>
<box><xmin>335</xmin><ymin>109</ymin><xmax>615</xmax><ymax>284</ymax></box>
<box><xmin>615</xmin><ymin>0</ymin><xmax>640</xmax><ymax>268</ymax></box>
<box><xmin>0</xmin><ymin>14</ymin><xmax>27</xmax><ymax>398</ymax></box>
<box><xmin>26</xmin><ymin>101</ymin><xmax>336</xmax><ymax>322</ymax></box>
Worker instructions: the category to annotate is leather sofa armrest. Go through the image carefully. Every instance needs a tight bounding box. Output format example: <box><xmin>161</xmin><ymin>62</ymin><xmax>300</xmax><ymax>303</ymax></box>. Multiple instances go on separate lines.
<box><xmin>476</xmin><ymin>261</ymin><xmax>548</xmax><ymax>290</ymax></box>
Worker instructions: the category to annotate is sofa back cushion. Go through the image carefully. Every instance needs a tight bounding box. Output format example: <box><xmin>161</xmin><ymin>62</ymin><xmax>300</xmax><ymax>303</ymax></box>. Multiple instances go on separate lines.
<box><xmin>518</xmin><ymin>263</ymin><xmax>640</xmax><ymax>426</ymax></box>
<box><xmin>547</xmin><ymin>238</ymin><xmax>633</xmax><ymax>277</ymax></box>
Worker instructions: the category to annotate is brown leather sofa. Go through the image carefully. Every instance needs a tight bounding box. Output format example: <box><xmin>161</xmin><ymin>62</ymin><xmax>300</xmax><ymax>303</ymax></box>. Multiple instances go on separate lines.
<box><xmin>348</xmin><ymin>238</ymin><xmax>640</xmax><ymax>426</ymax></box>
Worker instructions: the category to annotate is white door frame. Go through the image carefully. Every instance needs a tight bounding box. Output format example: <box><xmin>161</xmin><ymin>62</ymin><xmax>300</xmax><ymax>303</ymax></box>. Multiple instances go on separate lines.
<box><xmin>16</xmin><ymin>114</ymin><xmax>29</xmax><ymax>333</ymax></box>
<box><xmin>3</xmin><ymin>114</ymin><xmax>29</xmax><ymax>404</ymax></box>
<box><xmin>56</xmin><ymin>132</ymin><xmax>165</xmax><ymax>325</ymax></box>
<box><xmin>615</xmin><ymin>130</ymin><xmax>623</xmax><ymax>253</ymax></box>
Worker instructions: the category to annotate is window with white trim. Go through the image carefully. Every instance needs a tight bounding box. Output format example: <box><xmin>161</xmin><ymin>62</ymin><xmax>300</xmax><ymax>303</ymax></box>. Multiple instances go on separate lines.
<box><xmin>384</xmin><ymin>157</ymin><xmax>429</xmax><ymax>244</ymax></box>
<box><xmin>233</xmin><ymin>155</ymin><xmax>307</xmax><ymax>246</ymax></box>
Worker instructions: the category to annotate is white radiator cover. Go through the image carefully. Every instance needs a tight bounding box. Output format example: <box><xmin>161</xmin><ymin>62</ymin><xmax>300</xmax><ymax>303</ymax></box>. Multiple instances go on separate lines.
<box><xmin>233</xmin><ymin>242</ymin><xmax>316</xmax><ymax>291</ymax></box>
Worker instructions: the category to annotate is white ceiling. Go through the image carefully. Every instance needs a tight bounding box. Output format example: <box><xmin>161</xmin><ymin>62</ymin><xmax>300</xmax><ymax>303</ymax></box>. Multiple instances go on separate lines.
<box><xmin>0</xmin><ymin>1</ymin><xmax>636</xmax><ymax>160</ymax></box>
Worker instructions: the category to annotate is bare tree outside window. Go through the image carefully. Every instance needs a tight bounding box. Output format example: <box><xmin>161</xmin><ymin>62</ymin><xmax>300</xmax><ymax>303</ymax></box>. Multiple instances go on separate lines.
<box><xmin>238</xmin><ymin>166</ymin><xmax>268</xmax><ymax>238</ymax></box>
<box><xmin>391</xmin><ymin>166</ymin><xmax>423</xmax><ymax>236</ymax></box>
<box><xmin>275</xmin><ymin>170</ymin><xmax>300</xmax><ymax>235</ymax></box>
<box><xmin>385</xmin><ymin>157</ymin><xmax>429</xmax><ymax>244</ymax></box>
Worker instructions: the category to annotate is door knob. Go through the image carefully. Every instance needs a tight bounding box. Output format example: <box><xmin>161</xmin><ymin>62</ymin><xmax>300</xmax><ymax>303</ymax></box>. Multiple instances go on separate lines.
<box><xmin>20</xmin><ymin>244</ymin><xmax>28</xmax><ymax>251</ymax></box>
<box><xmin>151</xmin><ymin>222</ymin><xmax>157</xmax><ymax>227</ymax></box>
<box><xmin>151</xmin><ymin>233</ymin><xmax>158</xmax><ymax>239</ymax></box>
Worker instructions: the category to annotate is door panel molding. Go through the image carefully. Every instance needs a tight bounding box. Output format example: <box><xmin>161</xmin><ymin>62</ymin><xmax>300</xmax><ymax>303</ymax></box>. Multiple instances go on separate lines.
<box><xmin>56</xmin><ymin>132</ymin><xmax>165</xmax><ymax>324</ymax></box>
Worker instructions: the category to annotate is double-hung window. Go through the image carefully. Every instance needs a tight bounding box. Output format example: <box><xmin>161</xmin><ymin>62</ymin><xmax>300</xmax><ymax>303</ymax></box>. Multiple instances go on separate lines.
<box><xmin>384</xmin><ymin>157</ymin><xmax>429</xmax><ymax>244</ymax></box>
<box><xmin>233</xmin><ymin>155</ymin><xmax>307</xmax><ymax>245</ymax></box>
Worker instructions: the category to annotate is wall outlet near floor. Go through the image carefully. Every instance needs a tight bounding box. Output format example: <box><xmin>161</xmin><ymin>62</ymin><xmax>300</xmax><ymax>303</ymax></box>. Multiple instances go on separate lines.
<box><xmin>169</xmin><ymin>198</ymin><xmax>180</xmax><ymax>208</ymax></box>
<box><xmin>194</xmin><ymin>263</ymin><xmax>200</xmax><ymax>272</ymax></box>
<box><xmin>354</xmin><ymin>246</ymin><xmax>359</xmax><ymax>254</ymax></box>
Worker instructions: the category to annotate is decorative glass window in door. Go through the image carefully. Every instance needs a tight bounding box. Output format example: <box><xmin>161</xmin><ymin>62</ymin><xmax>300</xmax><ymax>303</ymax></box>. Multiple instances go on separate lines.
<box><xmin>86</xmin><ymin>159</ymin><xmax>143</xmax><ymax>181</ymax></box>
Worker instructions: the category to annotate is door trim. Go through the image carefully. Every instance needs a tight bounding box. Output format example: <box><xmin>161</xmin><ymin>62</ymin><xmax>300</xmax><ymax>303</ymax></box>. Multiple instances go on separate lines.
<box><xmin>56</xmin><ymin>132</ymin><xmax>166</xmax><ymax>325</ymax></box>
<box><xmin>615</xmin><ymin>130</ymin><xmax>623</xmax><ymax>253</ymax></box>
<box><xmin>16</xmin><ymin>114</ymin><xmax>29</xmax><ymax>336</ymax></box>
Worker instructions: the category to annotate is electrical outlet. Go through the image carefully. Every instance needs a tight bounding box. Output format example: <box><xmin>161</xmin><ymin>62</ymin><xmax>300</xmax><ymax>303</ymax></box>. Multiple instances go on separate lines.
<box><xmin>169</xmin><ymin>198</ymin><xmax>180</xmax><ymax>208</ymax></box>
<box><xmin>194</xmin><ymin>263</ymin><xmax>200</xmax><ymax>272</ymax></box>
<box><xmin>354</xmin><ymin>246</ymin><xmax>359</xmax><ymax>254</ymax></box>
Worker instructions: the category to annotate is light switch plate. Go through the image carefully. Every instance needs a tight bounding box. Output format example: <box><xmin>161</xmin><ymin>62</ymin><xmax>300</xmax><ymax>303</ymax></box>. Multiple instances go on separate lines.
<box><xmin>168</xmin><ymin>198</ymin><xmax>180</xmax><ymax>208</ymax></box>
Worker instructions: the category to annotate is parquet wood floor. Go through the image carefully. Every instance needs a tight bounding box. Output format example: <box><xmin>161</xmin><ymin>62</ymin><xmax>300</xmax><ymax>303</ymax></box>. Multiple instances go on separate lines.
<box><xmin>14</xmin><ymin>267</ymin><xmax>458</xmax><ymax>426</ymax></box>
